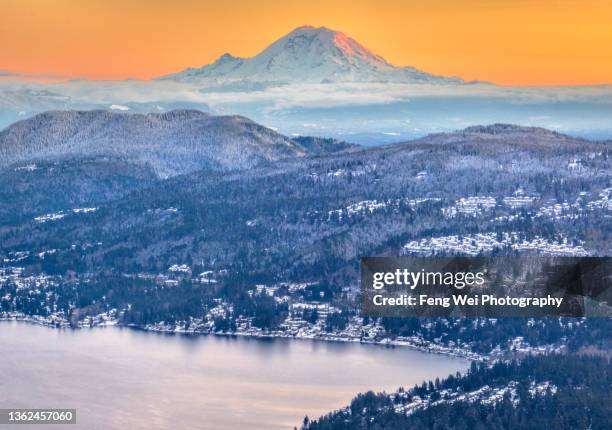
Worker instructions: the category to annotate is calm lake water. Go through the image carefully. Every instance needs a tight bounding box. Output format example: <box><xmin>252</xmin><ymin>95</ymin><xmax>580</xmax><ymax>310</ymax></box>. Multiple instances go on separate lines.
<box><xmin>0</xmin><ymin>322</ymin><xmax>468</xmax><ymax>430</ymax></box>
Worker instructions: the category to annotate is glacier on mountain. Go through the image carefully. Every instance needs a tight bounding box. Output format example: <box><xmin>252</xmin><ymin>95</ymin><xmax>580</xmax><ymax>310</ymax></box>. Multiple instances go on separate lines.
<box><xmin>160</xmin><ymin>26</ymin><xmax>460</xmax><ymax>85</ymax></box>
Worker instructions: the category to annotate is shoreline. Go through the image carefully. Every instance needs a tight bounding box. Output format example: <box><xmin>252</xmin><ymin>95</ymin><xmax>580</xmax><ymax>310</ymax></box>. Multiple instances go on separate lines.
<box><xmin>1</xmin><ymin>312</ymin><xmax>567</xmax><ymax>362</ymax></box>
<box><xmin>0</xmin><ymin>313</ymin><xmax>483</xmax><ymax>361</ymax></box>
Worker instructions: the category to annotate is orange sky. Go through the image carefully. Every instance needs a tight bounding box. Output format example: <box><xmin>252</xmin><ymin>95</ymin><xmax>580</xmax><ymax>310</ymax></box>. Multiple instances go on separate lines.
<box><xmin>1</xmin><ymin>0</ymin><xmax>611</xmax><ymax>85</ymax></box>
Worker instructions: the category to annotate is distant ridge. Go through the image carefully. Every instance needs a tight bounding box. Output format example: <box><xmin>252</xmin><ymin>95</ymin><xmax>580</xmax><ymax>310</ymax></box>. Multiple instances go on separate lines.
<box><xmin>388</xmin><ymin>123</ymin><xmax>596</xmax><ymax>149</ymax></box>
<box><xmin>462</xmin><ymin>123</ymin><xmax>564</xmax><ymax>136</ymax></box>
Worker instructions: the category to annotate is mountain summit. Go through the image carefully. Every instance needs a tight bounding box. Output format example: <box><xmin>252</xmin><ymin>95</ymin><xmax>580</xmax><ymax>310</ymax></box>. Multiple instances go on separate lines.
<box><xmin>161</xmin><ymin>26</ymin><xmax>459</xmax><ymax>84</ymax></box>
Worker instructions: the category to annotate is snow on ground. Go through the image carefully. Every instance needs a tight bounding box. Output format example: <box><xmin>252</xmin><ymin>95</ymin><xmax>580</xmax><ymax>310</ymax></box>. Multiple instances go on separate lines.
<box><xmin>328</xmin><ymin>197</ymin><xmax>439</xmax><ymax>220</ymax></box>
<box><xmin>14</xmin><ymin>163</ymin><xmax>37</xmax><ymax>172</ymax></box>
<box><xmin>443</xmin><ymin>196</ymin><xmax>496</xmax><ymax>218</ymax></box>
<box><xmin>403</xmin><ymin>232</ymin><xmax>587</xmax><ymax>256</ymax></box>
<box><xmin>34</xmin><ymin>207</ymin><xmax>98</xmax><ymax>223</ymax></box>
<box><xmin>391</xmin><ymin>379</ymin><xmax>557</xmax><ymax>417</ymax></box>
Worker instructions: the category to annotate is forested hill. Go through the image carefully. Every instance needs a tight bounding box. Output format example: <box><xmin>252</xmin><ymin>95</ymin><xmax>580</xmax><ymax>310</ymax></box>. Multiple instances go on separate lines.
<box><xmin>405</xmin><ymin>123</ymin><xmax>593</xmax><ymax>148</ymax></box>
<box><xmin>303</xmin><ymin>354</ymin><xmax>611</xmax><ymax>430</ymax></box>
<box><xmin>4</xmin><ymin>121</ymin><xmax>608</xmax><ymax>274</ymax></box>
<box><xmin>0</xmin><ymin>109</ymin><xmax>353</xmax><ymax>178</ymax></box>
<box><xmin>0</xmin><ymin>109</ymin><xmax>355</xmax><ymax>222</ymax></box>
<box><xmin>1</xmin><ymin>120</ymin><xmax>610</xmax><ymax>357</ymax></box>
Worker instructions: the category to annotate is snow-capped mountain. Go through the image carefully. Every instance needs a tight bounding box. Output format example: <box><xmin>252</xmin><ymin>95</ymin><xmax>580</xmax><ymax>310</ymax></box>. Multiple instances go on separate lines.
<box><xmin>160</xmin><ymin>26</ymin><xmax>460</xmax><ymax>84</ymax></box>
<box><xmin>3</xmin><ymin>26</ymin><xmax>612</xmax><ymax>140</ymax></box>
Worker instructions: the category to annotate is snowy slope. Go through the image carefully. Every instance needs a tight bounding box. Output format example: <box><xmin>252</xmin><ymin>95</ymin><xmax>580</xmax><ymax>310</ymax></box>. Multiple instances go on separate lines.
<box><xmin>160</xmin><ymin>26</ymin><xmax>459</xmax><ymax>84</ymax></box>
<box><xmin>0</xmin><ymin>109</ymin><xmax>308</xmax><ymax>177</ymax></box>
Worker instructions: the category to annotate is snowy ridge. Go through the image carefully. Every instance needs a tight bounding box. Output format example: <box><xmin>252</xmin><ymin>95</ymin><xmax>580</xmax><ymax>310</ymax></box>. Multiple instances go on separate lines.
<box><xmin>161</xmin><ymin>26</ymin><xmax>459</xmax><ymax>84</ymax></box>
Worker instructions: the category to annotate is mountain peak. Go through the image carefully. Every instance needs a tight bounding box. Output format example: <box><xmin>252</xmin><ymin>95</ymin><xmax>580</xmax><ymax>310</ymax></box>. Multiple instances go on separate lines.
<box><xmin>217</xmin><ymin>53</ymin><xmax>238</xmax><ymax>62</ymax></box>
<box><xmin>287</xmin><ymin>25</ymin><xmax>327</xmax><ymax>34</ymax></box>
<box><xmin>160</xmin><ymin>26</ymin><xmax>458</xmax><ymax>85</ymax></box>
<box><xmin>281</xmin><ymin>25</ymin><xmax>337</xmax><ymax>38</ymax></box>
<box><xmin>276</xmin><ymin>25</ymin><xmax>389</xmax><ymax>67</ymax></box>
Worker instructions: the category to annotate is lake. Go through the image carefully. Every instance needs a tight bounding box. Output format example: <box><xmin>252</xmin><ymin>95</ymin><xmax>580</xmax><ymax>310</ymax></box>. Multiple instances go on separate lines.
<box><xmin>0</xmin><ymin>322</ymin><xmax>468</xmax><ymax>429</ymax></box>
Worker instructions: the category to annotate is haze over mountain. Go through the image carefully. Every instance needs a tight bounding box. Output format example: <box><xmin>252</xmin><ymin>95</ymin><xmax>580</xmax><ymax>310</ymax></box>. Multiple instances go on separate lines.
<box><xmin>1</xmin><ymin>26</ymin><xmax>612</xmax><ymax>141</ymax></box>
<box><xmin>160</xmin><ymin>26</ymin><xmax>461</xmax><ymax>84</ymax></box>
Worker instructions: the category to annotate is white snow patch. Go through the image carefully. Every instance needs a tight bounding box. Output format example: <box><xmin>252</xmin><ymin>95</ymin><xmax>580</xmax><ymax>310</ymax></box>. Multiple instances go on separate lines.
<box><xmin>109</xmin><ymin>104</ymin><xmax>129</xmax><ymax>111</ymax></box>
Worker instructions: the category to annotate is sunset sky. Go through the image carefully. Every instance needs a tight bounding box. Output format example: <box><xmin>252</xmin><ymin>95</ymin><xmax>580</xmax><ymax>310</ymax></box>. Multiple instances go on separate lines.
<box><xmin>1</xmin><ymin>0</ymin><xmax>611</xmax><ymax>86</ymax></box>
